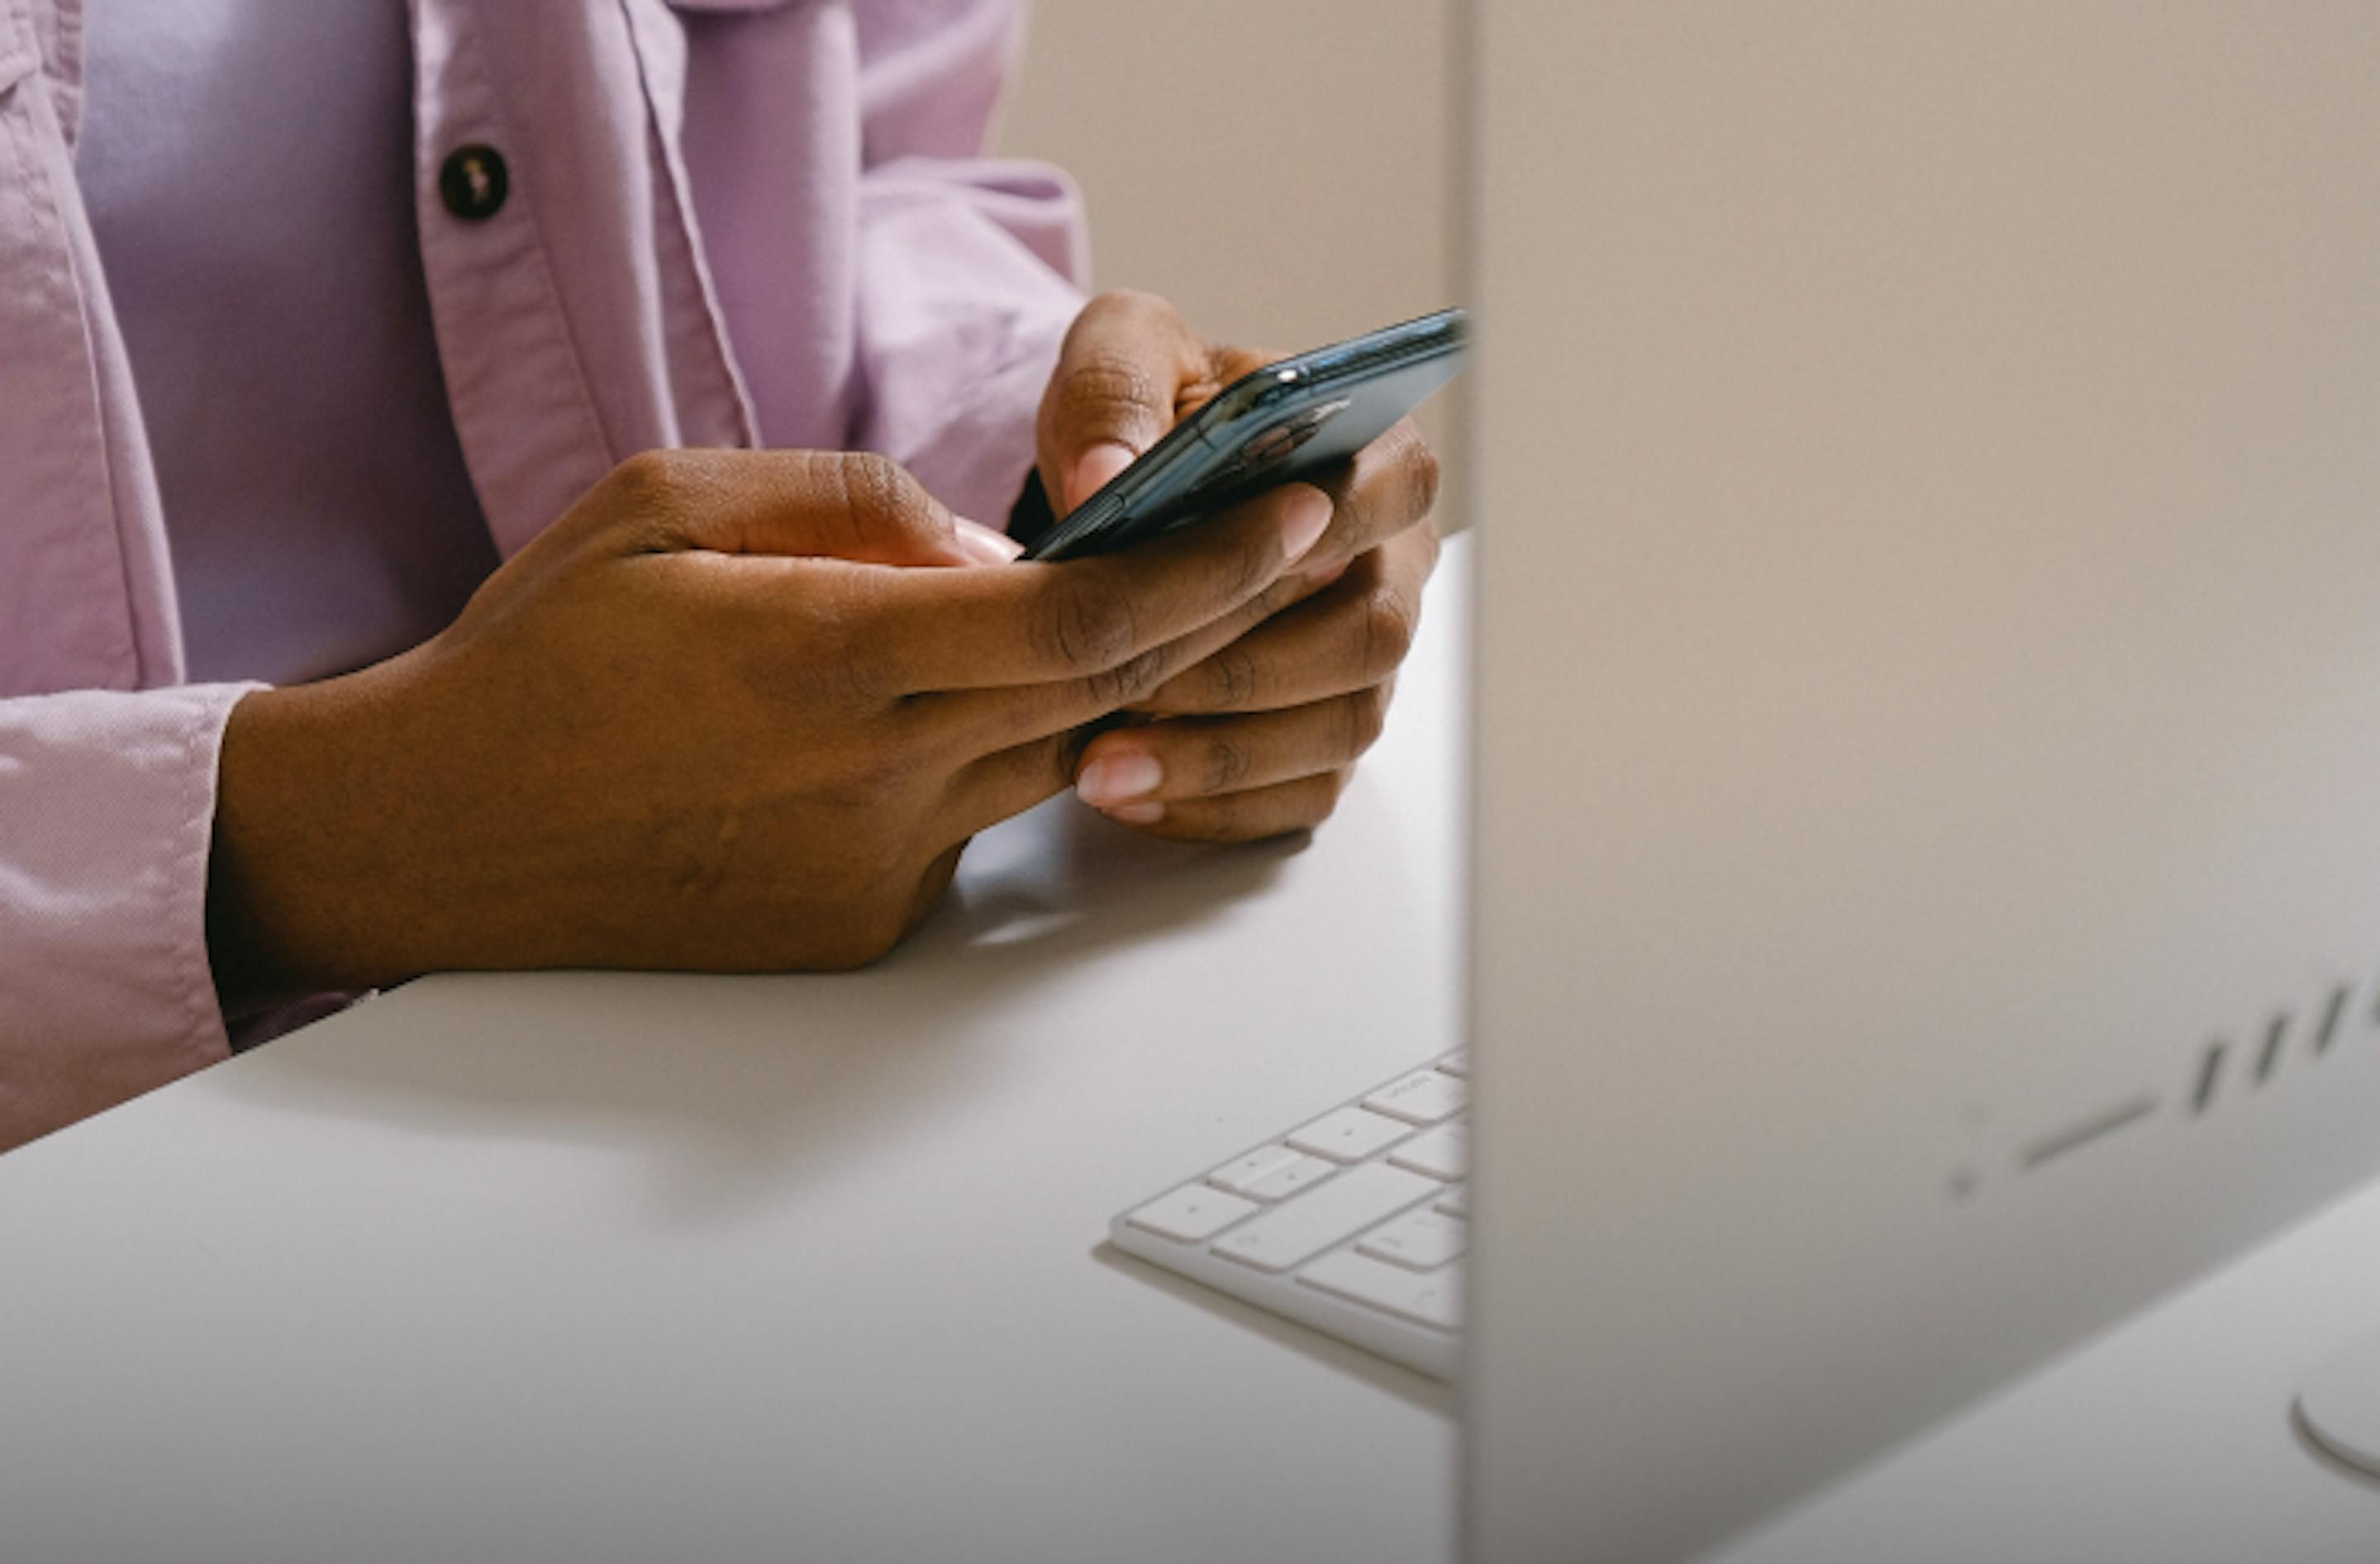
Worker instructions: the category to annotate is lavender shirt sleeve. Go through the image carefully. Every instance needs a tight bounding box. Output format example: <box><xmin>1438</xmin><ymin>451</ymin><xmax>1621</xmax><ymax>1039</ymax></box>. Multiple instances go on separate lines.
<box><xmin>675</xmin><ymin>0</ymin><xmax>1084</xmax><ymax>526</ymax></box>
<box><xmin>0</xmin><ymin>685</ymin><xmax>255</xmax><ymax>1148</ymax></box>
<box><xmin>1</xmin><ymin>2</ymin><xmax>245</xmax><ymax>1150</ymax></box>
<box><xmin>847</xmin><ymin>1</ymin><xmax>1088</xmax><ymax>526</ymax></box>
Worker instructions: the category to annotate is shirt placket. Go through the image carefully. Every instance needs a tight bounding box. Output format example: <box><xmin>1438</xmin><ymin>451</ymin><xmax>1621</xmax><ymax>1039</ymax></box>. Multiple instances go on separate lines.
<box><xmin>405</xmin><ymin>0</ymin><xmax>620</xmax><ymax>561</ymax></box>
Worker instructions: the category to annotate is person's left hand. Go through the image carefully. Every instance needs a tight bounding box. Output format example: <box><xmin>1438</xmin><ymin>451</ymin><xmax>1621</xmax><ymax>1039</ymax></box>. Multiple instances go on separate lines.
<box><xmin>1035</xmin><ymin>291</ymin><xmax>1444</xmax><ymax>842</ymax></box>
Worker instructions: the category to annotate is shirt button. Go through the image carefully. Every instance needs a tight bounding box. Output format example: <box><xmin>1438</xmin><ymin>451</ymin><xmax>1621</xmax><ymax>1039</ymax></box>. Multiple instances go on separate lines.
<box><xmin>438</xmin><ymin>144</ymin><xmax>510</xmax><ymax>222</ymax></box>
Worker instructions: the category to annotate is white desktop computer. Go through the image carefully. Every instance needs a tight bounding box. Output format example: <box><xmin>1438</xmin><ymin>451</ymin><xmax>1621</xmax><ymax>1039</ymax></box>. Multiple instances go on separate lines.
<box><xmin>1464</xmin><ymin>2</ymin><xmax>2380</xmax><ymax>1558</ymax></box>
<box><xmin>1107</xmin><ymin>2</ymin><xmax>2380</xmax><ymax>1557</ymax></box>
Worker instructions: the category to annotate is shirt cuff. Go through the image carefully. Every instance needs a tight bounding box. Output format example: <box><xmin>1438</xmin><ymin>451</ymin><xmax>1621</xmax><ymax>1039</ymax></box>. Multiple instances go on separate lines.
<box><xmin>0</xmin><ymin>682</ymin><xmax>262</xmax><ymax>1151</ymax></box>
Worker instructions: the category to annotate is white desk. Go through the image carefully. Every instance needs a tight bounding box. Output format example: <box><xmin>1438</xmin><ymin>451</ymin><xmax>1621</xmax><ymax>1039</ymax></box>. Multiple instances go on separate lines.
<box><xmin>21</xmin><ymin>523</ymin><xmax>2380</xmax><ymax>1562</ymax></box>
<box><xmin>0</xmin><ymin>547</ymin><xmax>1471</xmax><ymax>1564</ymax></box>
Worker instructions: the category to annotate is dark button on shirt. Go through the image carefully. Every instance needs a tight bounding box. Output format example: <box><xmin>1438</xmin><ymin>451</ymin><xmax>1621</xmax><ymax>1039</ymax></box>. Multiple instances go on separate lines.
<box><xmin>438</xmin><ymin>144</ymin><xmax>509</xmax><ymax>221</ymax></box>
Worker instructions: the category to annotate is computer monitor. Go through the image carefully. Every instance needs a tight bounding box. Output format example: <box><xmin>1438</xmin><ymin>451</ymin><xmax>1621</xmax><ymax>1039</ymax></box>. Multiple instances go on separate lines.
<box><xmin>1461</xmin><ymin>2</ymin><xmax>2380</xmax><ymax>1557</ymax></box>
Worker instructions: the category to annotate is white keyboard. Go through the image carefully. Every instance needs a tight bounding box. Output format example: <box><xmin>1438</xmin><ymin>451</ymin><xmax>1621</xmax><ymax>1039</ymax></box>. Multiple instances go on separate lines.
<box><xmin>1109</xmin><ymin>1050</ymin><xmax>1468</xmax><ymax>1381</ymax></box>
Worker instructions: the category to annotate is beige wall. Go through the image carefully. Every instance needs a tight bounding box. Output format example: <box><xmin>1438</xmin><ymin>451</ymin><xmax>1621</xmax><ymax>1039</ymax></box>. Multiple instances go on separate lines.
<box><xmin>994</xmin><ymin>0</ymin><xmax>1463</xmax><ymax>515</ymax></box>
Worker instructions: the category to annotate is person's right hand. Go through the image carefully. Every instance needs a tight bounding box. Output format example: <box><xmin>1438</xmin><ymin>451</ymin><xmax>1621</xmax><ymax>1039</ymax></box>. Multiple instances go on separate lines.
<box><xmin>205</xmin><ymin>448</ymin><xmax>1333</xmax><ymax>1000</ymax></box>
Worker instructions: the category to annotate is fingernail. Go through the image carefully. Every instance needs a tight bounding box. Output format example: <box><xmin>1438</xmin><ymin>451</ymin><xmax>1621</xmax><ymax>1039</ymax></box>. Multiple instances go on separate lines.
<box><xmin>1105</xmin><ymin>801</ymin><xmax>1166</xmax><ymax>825</ymax></box>
<box><xmin>1067</xmin><ymin>442</ymin><xmax>1136</xmax><ymax>512</ymax></box>
<box><xmin>1278</xmin><ymin>485</ymin><xmax>1333</xmax><ymax>563</ymax></box>
<box><xmin>1077</xmin><ymin>750</ymin><xmax>1164</xmax><ymax>806</ymax></box>
<box><xmin>953</xmin><ymin>517</ymin><xmax>1026</xmax><ymax>565</ymax></box>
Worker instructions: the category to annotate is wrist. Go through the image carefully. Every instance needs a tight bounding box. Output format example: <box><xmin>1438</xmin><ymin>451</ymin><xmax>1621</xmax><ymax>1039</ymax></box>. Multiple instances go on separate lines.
<box><xmin>207</xmin><ymin>673</ymin><xmax>417</xmax><ymax>1002</ymax></box>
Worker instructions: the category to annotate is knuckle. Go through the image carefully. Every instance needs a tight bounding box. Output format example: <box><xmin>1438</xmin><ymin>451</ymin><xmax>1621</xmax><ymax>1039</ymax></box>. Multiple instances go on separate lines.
<box><xmin>1393</xmin><ymin>425</ymin><xmax>1444</xmax><ymax>523</ymax></box>
<box><xmin>1199</xmin><ymin>733</ymin><xmax>1254</xmax><ymax>795</ymax></box>
<box><xmin>836</xmin><ymin>451</ymin><xmax>936</xmax><ymax>541</ymax></box>
<box><xmin>1036</xmin><ymin>573</ymin><xmax>1140</xmax><ymax>677</ymax></box>
<box><xmin>611</xmin><ymin>446</ymin><xmax>693</xmax><ymax>500</ymax></box>
<box><xmin>1411</xmin><ymin>512</ymin><xmax>1445</xmax><ymax>577</ymax></box>
<box><xmin>1057</xmin><ymin>354</ymin><xmax>1168</xmax><ymax>439</ymax></box>
<box><xmin>1342</xmin><ymin>685</ymin><xmax>1391</xmax><ymax>758</ymax></box>
<box><xmin>1084</xmin><ymin>644</ymin><xmax>1172</xmax><ymax>710</ymax></box>
<box><xmin>1358</xmin><ymin>586</ymin><xmax>1418</xmax><ymax>677</ymax></box>
<box><xmin>1331</xmin><ymin>423</ymin><xmax>1440</xmax><ymax>551</ymax></box>
<box><xmin>599</xmin><ymin>448</ymin><xmax>713</xmax><ymax>548</ymax></box>
<box><xmin>840</xmin><ymin>449</ymin><xmax>904</xmax><ymax>510</ymax></box>
<box><xmin>1031</xmin><ymin>729</ymin><xmax>1089</xmax><ymax>791</ymax></box>
<box><xmin>1197</xmin><ymin>644</ymin><xmax>1263</xmax><ymax>711</ymax></box>
<box><xmin>605</xmin><ymin>448</ymin><xmax>704</xmax><ymax>530</ymax></box>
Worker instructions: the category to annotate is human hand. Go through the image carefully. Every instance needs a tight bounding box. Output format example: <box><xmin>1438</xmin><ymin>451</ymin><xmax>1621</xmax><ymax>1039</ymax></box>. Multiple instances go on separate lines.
<box><xmin>1035</xmin><ymin>292</ymin><xmax>1444</xmax><ymax>842</ymax></box>
<box><xmin>206</xmin><ymin>448</ymin><xmax>1334</xmax><ymax>997</ymax></box>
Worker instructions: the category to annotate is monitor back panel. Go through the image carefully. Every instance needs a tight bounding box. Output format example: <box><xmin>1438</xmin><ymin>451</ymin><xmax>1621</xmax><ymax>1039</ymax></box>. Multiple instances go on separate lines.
<box><xmin>1463</xmin><ymin>4</ymin><xmax>2380</xmax><ymax>1558</ymax></box>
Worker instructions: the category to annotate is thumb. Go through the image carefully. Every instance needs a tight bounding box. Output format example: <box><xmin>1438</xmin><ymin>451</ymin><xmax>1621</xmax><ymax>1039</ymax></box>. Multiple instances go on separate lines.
<box><xmin>628</xmin><ymin>449</ymin><xmax>987</xmax><ymax>567</ymax></box>
<box><xmin>1037</xmin><ymin>291</ymin><xmax>1215</xmax><ymax>516</ymax></box>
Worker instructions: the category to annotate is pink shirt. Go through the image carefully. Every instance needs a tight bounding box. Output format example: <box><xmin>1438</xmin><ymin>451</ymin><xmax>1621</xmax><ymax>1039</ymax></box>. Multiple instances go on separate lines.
<box><xmin>0</xmin><ymin>0</ymin><xmax>1088</xmax><ymax>1150</ymax></box>
<box><xmin>79</xmin><ymin>0</ymin><xmax>502</xmax><ymax>687</ymax></box>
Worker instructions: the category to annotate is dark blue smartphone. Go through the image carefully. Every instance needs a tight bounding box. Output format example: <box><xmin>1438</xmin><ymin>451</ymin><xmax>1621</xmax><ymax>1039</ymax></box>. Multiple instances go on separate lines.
<box><xmin>1021</xmin><ymin>308</ymin><xmax>1468</xmax><ymax>562</ymax></box>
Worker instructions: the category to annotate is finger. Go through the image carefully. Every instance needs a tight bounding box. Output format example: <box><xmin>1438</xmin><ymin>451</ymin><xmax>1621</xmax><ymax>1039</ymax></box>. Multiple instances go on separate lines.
<box><xmin>1135</xmin><ymin>521</ymin><xmax>1440</xmax><ymax>715</ymax></box>
<box><xmin>614</xmin><ymin>448</ymin><xmax>979</xmax><ymax>568</ymax></box>
<box><xmin>1096</xmin><ymin>768</ymin><xmax>1357</xmax><ymax>844</ymax></box>
<box><xmin>1035</xmin><ymin>292</ymin><xmax>1275</xmax><ymax>513</ymax></box>
<box><xmin>937</xmin><ymin>728</ymin><xmax>1085</xmax><ymax>840</ymax></box>
<box><xmin>864</xmin><ymin>480</ymin><xmax>1334</xmax><ymax>697</ymax></box>
<box><xmin>1037</xmin><ymin>292</ymin><xmax>1211</xmax><ymax>513</ymax></box>
<box><xmin>1072</xmin><ymin>683</ymin><xmax>1392</xmax><ymax>810</ymax></box>
<box><xmin>918</xmin><ymin>546</ymin><xmax>1317</xmax><ymax>760</ymax></box>
<box><xmin>1297</xmin><ymin>417</ymin><xmax>1444</xmax><ymax>583</ymax></box>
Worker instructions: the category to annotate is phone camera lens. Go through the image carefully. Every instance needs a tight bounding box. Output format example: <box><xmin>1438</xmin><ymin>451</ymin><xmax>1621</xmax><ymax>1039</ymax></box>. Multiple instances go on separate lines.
<box><xmin>1238</xmin><ymin>398</ymin><xmax>1352</xmax><ymax>466</ymax></box>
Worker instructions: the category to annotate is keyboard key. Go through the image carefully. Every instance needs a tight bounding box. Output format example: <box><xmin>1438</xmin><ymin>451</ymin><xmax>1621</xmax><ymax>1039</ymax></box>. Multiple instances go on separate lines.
<box><xmin>1288</xmin><ymin>1105</ymin><xmax>1411</xmax><ymax>1164</ymax></box>
<box><xmin>1388</xmin><ymin>1120</ymin><xmax>1468</xmax><ymax>1180</ymax></box>
<box><xmin>1359</xmin><ymin>1207</ymin><xmax>1469</xmax><ymax>1270</ymax></box>
<box><xmin>1211</xmin><ymin>1163</ymin><xmax>1440</xmax><ymax>1274</ymax></box>
<box><xmin>1240</xmin><ymin>1153</ymin><xmax>1336</xmax><ymax>1201</ymax></box>
<box><xmin>1364</xmin><ymin>1070</ymin><xmax>1468</xmax><ymax>1125</ymax></box>
<box><xmin>1208</xmin><ymin>1145</ymin><xmax>1307</xmax><ymax>1198</ymax></box>
<box><xmin>1434</xmin><ymin>1186</ymin><xmax>1470</xmax><ymax>1218</ymax></box>
<box><xmin>1299</xmin><ymin>1248</ymin><xmax>1464</xmax><ymax>1330</ymax></box>
<box><xmin>1127</xmin><ymin>1184</ymin><xmax>1259</xmax><ymax>1243</ymax></box>
<box><xmin>1437</xmin><ymin>1050</ymin><xmax>1472</xmax><ymax>1078</ymax></box>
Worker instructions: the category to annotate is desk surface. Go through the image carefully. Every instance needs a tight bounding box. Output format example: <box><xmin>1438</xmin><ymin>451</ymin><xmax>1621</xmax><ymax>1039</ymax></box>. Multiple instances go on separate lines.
<box><xmin>0</xmin><ymin>547</ymin><xmax>1471</xmax><ymax>1564</ymax></box>
<box><xmin>21</xmin><ymin>525</ymin><xmax>2380</xmax><ymax>1562</ymax></box>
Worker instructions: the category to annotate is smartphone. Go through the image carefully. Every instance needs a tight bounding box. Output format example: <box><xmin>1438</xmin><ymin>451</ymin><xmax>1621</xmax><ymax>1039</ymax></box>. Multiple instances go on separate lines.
<box><xmin>1021</xmin><ymin>308</ymin><xmax>1468</xmax><ymax>562</ymax></box>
